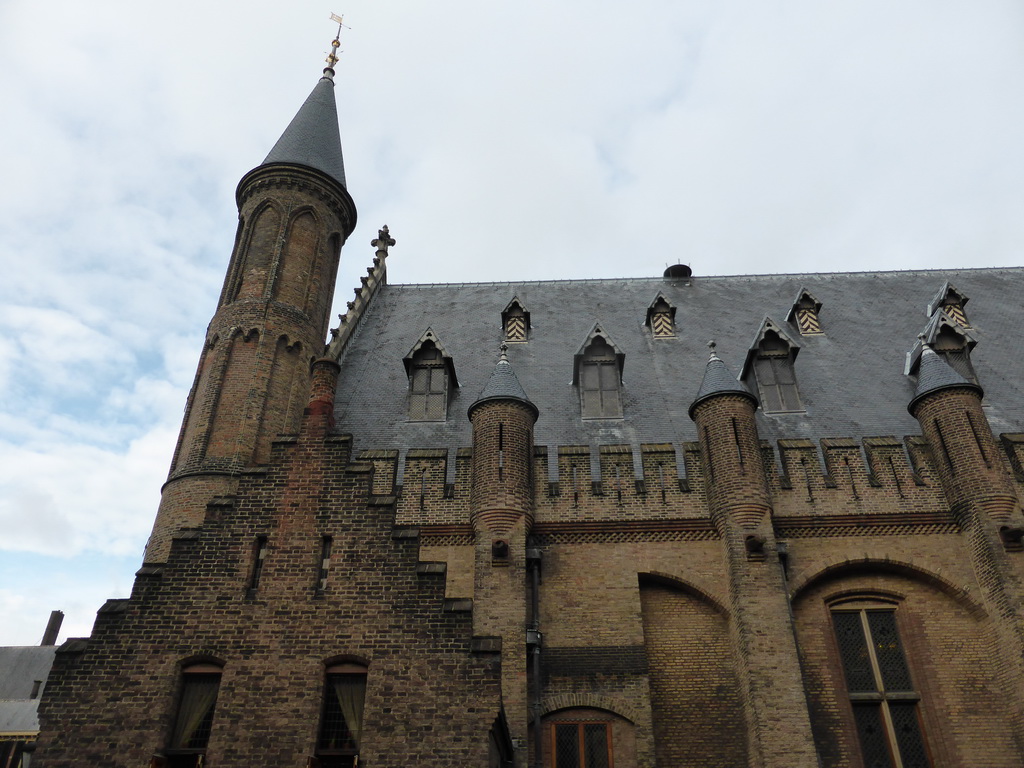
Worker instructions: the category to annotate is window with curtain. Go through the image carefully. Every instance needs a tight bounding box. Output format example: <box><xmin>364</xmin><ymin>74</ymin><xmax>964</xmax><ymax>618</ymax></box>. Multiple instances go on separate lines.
<box><xmin>166</xmin><ymin>665</ymin><xmax>222</xmax><ymax>768</ymax></box>
<box><xmin>317</xmin><ymin>665</ymin><xmax>368</xmax><ymax>768</ymax></box>
<box><xmin>408</xmin><ymin>343</ymin><xmax>448</xmax><ymax>421</ymax></box>
<box><xmin>579</xmin><ymin>338</ymin><xmax>622</xmax><ymax>419</ymax></box>
<box><xmin>832</xmin><ymin>607</ymin><xmax>931</xmax><ymax>768</ymax></box>
<box><xmin>752</xmin><ymin>332</ymin><xmax>801</xmax><ymax>412</ymax></box>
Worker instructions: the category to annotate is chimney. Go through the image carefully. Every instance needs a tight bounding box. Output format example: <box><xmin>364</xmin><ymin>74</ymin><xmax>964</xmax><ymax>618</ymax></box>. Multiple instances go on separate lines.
<box><xmin>40</xmin><ymin>610</ymin><xmax>64</xmax><ymax>646</ymax></box>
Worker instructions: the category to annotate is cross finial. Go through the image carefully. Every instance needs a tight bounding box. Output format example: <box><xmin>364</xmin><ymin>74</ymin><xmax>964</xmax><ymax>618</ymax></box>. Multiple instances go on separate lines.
<box><xmin>707</xmin><ymin>339</ymin><xmax>719</xmax><ymax>361</ymax></box>
<box><xmin>324</xmin><ymin>13</ymin><xmax>350</xmax><ymax>77</ymax></box>
<box><xmin>372</xmin><ymin>224</ymin><xmax>396</xmax><ymax>257</ymax></box>
<box><xmin>499</xmin><ymin>342</ymin><xmax>509</xmax><ymax>362</ymax></box>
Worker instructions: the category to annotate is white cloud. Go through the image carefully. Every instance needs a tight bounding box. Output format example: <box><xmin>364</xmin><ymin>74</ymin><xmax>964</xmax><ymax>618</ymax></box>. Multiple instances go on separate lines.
<box><xmin>1</xmin><ymin>0</ymin><xmax>1023</xmax><ymax>641</ymax></box>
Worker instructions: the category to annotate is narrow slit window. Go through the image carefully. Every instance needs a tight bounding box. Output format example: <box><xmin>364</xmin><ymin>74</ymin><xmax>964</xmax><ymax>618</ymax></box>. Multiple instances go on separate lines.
<box><xmin>316</xmin><ymin>536</ymin><xmax>333</xmax><ymax>592</ymax></box>
<box><xmin>248</xmin><ymin>536</ymin><xmax>268</xmax><ymax>593</ymax></box>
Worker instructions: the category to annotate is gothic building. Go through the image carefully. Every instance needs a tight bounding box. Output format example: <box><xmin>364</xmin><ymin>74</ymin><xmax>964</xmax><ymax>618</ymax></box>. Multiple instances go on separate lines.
<box><xmin>33</xmin><ymin>52</ymin><xmax>1024</xmax><ymax>768</ymax></box>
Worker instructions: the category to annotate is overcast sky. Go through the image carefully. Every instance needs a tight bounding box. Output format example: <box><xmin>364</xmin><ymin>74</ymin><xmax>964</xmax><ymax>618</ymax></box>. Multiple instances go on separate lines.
<box><xmin>1</xmin><ymin>0</ymin><xmax>1023</xmax><ymax>645</ymax></box>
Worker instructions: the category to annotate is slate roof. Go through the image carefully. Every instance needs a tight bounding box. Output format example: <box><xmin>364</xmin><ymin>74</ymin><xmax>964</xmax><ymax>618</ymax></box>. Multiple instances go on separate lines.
<box><xmin>469</xmin><ymin>351</ymin><xmax>538</xmax><ymax>418</ymax></box>
<box><xmin>332</xmin><ymin>267</ymin><xmax>1024</xmax><ymax>455</ymax></box>
<box><xmin>909</xmin><ymin>346</ymin><xmax>984</xmax><ymax>414</ymax></box>
<box><xmin>260</xmin><ymin>76</ymin><xmax>347</xmax><ymax>188</ymax></box>
<box><xmin>689</xmin><ymin>350</ymin><xmax>757</xmax><ymax>419</ymax></box>
<box><xmin>0</xmin><ymin>646</ymin><xmax>56</xmax><ymax>736</ymax></box>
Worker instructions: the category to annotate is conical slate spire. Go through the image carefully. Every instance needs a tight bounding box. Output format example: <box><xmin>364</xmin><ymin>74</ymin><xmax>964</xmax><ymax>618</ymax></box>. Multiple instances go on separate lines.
<box><xmin>908</xmin><ymin>345</ymin><xmax>983</xmax><ymax>414</ymax></box>
<box><xmin>468</xmin><ymin>345</ymin><xmax>538</xmax><ymax>419</ymax></box>
<box><xmin>688</xmin><ymin>342</ymin><xmax>758</xmax><ymax>420</ymax></box>
<box><xmin>261</xmin><ymin>76</ymin><xmax>348</xmax><ymax>188</ymax></box>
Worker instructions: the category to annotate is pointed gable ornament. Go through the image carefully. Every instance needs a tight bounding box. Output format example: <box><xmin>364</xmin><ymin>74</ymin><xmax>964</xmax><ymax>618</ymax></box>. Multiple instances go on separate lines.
<box><xmin>739</xmin><ymin>318</ymin><xmax>801</xmax><ymax>379</ymax></box>
<box><xmin>572</xmin><ymin>323</ymin><xmax>626</xmax><ymax>385</ymax></box>
<box><xmin>926</xmin><ymin>281</ymin><xmax>971</xmax><ymax>328</ymax></box>
<box><xmin>645</xmin><ymin>293</ymin><xmax>677</xmax><ymax>338</ymax></box>
<box><xmin>403</xmin><ymin>328</ymin><xmax>459</xmax><ymax>387</ymax></box>
<box><xmin>786</xmin><ymin>288</ymin><xmax>824</xmax><ymax>336</ymax></box>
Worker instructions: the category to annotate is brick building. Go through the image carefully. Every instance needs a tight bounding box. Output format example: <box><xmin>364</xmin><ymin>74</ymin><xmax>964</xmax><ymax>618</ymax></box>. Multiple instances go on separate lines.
<box><xmin>33</xmin><ymin>52</ymin><xmax>1024</xmax><ymax>768</ymax></box>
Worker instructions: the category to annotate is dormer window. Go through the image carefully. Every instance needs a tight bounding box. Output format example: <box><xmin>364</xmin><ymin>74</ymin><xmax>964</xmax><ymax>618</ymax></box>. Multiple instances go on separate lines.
<box><xmin>927</xmin><ymin>281</ymin><xmax>970</xmax><ymax>328</ymax></box>
<box><xmin>404</xmin><ymin>330</ymin><xmax>458</xmax><ymax>422</ymax></box>
<box><xmin>502</xmin><ymin>298</ymin><xmax>530</xmax><ymax>342</ymax></box>
<box><xmin>906</xmin><ymin>310</ymin><xmax>979</xmax><ymax>384</ymax></box>
<box><xmin>742</xmin><ymin>318</ymin><xmax>803</xmax><ymax>413</ymax></box>
<box><xmin>579</xmin><ymin>337</ymin><xmax>622</xmax><ymax>418</ymax></box>
<box><xmin>787</xmin><ymin>288</ymin><xmax>824</xmax><ymax>335</ymax></box>
<box><xmin>573</xmin><ymin>325</ymin><xmax>625</xmax><ymax>420</ymax></box>
<box><xmin>408</xmin><ymin>343</ymin><xmax>448</xmax><ymax>421</ymax></box>
<box><xmin>645</xmin><ymin>294</ymin><xmax>676</xmax><ymax>338</ymax></box>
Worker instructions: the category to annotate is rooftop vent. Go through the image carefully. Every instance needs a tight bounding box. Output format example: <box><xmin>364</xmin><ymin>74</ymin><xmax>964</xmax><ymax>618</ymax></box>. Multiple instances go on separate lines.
<box><xmin>663</xmin><ymin>264</ymin><xmax>692</xmax><ymax>280</ymax></box>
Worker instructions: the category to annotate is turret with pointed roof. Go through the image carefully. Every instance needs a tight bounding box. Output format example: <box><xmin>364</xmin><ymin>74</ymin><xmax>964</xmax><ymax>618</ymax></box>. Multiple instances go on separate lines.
<box><xmin>146</xmin><ymin>64</ymin><xmax>357</xmax><ymax>562</ymax></box>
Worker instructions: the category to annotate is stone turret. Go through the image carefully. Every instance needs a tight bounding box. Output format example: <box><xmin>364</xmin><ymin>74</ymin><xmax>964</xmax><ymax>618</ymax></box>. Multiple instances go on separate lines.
<box><xmin>688</xmin><ymin>343</ymin><xmax>819</xmax><ymax>768</ymax></box>
<box><xmin>909</xmin><ymin>345</ymin><xmax>1024</xmax><ymax>745</ymax></box>
<box><xmin>468</xmin><ymin>345</ymin><xmax>538</xmax><ymax>768</ymax></box>
<box><xmin>146</xmin><ymin>72</ymin><xmax>357</xmax><ymax>561</ymax></box>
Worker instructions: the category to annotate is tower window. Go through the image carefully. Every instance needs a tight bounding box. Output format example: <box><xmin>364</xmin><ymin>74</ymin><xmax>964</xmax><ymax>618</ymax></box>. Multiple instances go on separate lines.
<box><xmin>579</xmin><ymin>337</ymin><xmax>622</xmax><ymax>419</ymax></box>
<box><xmin>317</xmin><ymin>664</ymin><xmax>368</xmax><ymax>768</ymax></box>
<box><xmin>408</xmin><ymin>343</ymin><xmax>449</xmax><ymax>421</ymax></box>
<box><xmin>166</xmin><ymin>665</ymin><xmax>222</xmax><ymax>767</ymax></box>
<box><xmin>932</xmin><ymin>325</ymin><xmax>978</xmax><ymax>384</ymax></box>
<box><xmin>752</xmin><ymin>332</ymin><xmax>801</xmax><ymax>412</ymax></box>
<box><xmin>552</xmin><ymin>721</ymin><xmax>612</xmax><ymax>768</ymax></box>
<box><xmin>832</xmin><ymin>608</ymin><xmax>930</xmax><ymax>768</ymax></box>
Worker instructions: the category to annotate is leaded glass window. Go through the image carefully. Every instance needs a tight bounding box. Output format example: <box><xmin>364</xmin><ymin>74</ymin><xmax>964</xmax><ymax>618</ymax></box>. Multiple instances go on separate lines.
<box><xmin>552</xmin><ymin>722</ymin><xmax>611</xmax><ymax>768</ymax></box>
<box><xmin>832</xmin><ymin>608</ymin><xmax>930</xmax><ymax>768</ymax></box>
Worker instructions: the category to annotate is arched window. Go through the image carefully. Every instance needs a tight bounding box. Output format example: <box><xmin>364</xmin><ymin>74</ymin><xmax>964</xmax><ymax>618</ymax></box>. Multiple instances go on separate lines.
<box><xmin>752</xmin><ymin>331</ymin><xmax>801</xmax><ymax>412</ymax></box>
<box><xmin>579</xmin><ymin>337</ymin><xmax>622</xmax><ymax>419</ymax></box>
<box><xmin>316</xmin><ymin>663</ymin><xmax>368</xmax><ymax>768</ymax></box>
<box><xmin>166</xmin><ymin>663</ymin><xmax>223</xmax><ymax>767</ymax></box>
<box><xmin>540</xmin><ymin>707</ymin><xmax>635</xmax><ymax>768</ymax></box>
<box><xmin>408</xmin><ymin>342</ymin><xmax>449</xmax><ymax>421</ymax></box>
<box><xmin>831</xmin><ymin>603</ymin><xmax>930</xmax><ymax>768</ymax></box>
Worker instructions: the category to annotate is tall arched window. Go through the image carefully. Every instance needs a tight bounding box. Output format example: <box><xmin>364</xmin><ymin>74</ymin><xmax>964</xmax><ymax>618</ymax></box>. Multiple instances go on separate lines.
<box><xmin>408</xmin><ymin>342</ymin><xmax>449</xmax><ymax>421</ymax></box>
<box><xmin>579</xmin><ymin>338</ymin><xmax>622</xmax><ymax>419</ymax></box>
<box><xmin>316</xmin><ymin>663</ymin><xmax>368</xmax><ymax>768</ymax></box>
<box><xmin>166</xmin><ymin>663</ymin><xmax>223</xmax><ymax>767</ymax></box>
<box><xmin>831</xmin><ymin>604</ymin><xmax>930</xmax><ymax>768</ymax></box>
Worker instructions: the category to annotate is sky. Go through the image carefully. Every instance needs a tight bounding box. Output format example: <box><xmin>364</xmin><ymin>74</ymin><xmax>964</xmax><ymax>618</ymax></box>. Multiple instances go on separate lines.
<box><xmin>1</xmin><ymin>0</ymin><xmax>1023</xmax><ymax>645</ymax></box>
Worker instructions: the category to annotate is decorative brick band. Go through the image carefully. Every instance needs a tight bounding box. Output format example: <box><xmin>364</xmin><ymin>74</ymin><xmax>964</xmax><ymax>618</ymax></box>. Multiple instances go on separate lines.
<box><xmin>775</xmin><ymin>510</ymin><xmax>959</xmax><ymax>538</ymax></box>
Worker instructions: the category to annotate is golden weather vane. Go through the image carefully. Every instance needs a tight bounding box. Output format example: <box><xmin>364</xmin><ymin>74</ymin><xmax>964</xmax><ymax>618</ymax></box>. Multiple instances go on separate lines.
<box><xmin>325</xmin><ymin>12</ymin><xmax>350</xmax><ymax>73</ymax></box>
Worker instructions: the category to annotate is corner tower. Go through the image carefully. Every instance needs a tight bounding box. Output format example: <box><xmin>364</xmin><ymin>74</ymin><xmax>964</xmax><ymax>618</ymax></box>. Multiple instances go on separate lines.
<box><xmin>147</xmin><ymin>58</ymin><xmax>357</xmax><ymax>561</ymax></box>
